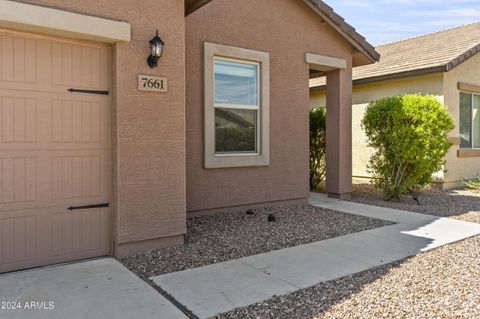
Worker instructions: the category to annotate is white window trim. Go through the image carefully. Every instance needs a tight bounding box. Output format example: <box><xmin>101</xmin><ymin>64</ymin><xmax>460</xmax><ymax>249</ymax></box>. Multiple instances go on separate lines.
<box><xmin>204</xmin><ymin>42</ymin><xmax>270</xmax><ymax>169</ymax></box>
<box><xmin>460</xmin><ymin>91</ymin><xmax>480</xmax><ymax>150</ymax></box>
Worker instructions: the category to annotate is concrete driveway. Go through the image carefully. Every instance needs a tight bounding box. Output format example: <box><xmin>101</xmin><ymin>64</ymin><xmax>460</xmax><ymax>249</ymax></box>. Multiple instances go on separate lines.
<box><xmin>0</xmin><ymin>258</ymin><xmax>187</xmax><ymax>319</ymax></box>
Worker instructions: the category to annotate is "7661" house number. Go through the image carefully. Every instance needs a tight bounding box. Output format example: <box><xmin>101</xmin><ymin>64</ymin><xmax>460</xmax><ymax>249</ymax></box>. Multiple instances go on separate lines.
<box><xmin>138</xmin><ymin>75</ymin><xmax>168</xmax><ymax>92</ymax></box>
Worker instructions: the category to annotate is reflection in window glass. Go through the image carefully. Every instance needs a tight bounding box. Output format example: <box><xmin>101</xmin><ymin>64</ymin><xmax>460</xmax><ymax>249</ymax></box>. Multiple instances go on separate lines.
<box><xmin>214</xmin><ymin>59</ymin><xmax>258</xmax><ymax>106</ymax></box>
<box><xmin>215</xmin><ymin>108</ymin><xmax>257</xmax><ymax>153</ymax></box>
<box><xmin>459</xmin><ymin>92</ymin><xmax>472</xmax><ymax>148</ymax></box>
<box><xmin>473</xmin><ymin>95</ymin><xmax>480</xmax><ymax>148</ymax></box>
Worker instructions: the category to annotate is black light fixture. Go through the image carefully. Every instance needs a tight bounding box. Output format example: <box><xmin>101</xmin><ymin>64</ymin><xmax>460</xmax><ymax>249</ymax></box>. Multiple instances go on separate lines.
<box><xmin>147</xmin><ymin>30</ymin><xmax>165</xmax><ymax>68</ymax></box>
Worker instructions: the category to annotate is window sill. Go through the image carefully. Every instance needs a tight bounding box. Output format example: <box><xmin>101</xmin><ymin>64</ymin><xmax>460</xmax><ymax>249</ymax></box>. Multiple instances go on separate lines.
<box><xmin>205</xmin><ymin>153</ymin><xmax>270</xmax><ymax>169</ymax></box>
<box><xmin>457</xmin><ymin>149</ymin><xmax>480</xmax><ymax>158</ymax></box>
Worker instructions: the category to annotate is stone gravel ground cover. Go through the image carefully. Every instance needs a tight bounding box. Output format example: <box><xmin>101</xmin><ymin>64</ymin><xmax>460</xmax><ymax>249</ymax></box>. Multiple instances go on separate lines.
<box><xmin>350</xmin><ymin>183</ymin><xmax>480</xmax><ymax>223</ymax></box>
<box><xmin>121</xmin><ymin>205</ymin><xmax>391</xmax><ymax>279</ymax></box>
<box><xmin>218</xmin><ymin>185</ymin><xmax>480</xmax><ymax>319</ymax></box>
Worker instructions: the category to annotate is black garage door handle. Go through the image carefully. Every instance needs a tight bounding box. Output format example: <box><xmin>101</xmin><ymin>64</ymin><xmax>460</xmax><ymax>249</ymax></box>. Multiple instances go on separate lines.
<box><xmin>68</xmin><ymin>203</ymin><xmax>109</xmax><ymax>211</ymax></box>
<box><xmin>68</xmin><ymin>88</ymin><xmax>109</xmax><ymax>95</ymax></box>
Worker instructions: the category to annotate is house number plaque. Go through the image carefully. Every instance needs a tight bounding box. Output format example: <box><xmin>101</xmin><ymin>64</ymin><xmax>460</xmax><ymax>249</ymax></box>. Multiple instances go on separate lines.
<box><xmin>138</xmin><ymin>74</ymin><xmax>167</xmax><ymax>92</ymax></box>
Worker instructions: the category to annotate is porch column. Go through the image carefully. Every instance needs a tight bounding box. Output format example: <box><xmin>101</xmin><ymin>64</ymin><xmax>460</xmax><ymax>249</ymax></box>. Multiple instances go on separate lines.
<box><xmin>325</xmin><ymin>66</ymin><xmax>353</xmax><ymax>199</ymax></box>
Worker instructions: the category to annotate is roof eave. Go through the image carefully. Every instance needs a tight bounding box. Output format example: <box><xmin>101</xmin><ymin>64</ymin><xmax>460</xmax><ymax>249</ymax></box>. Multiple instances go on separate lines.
<box><xmin>302</xmin><ymin>0</ymin><xmax>380</xmax><ymax>65</ymax></box>
<box><xmin>185</xmin><ymin>0</ymin><xmax>213</xmax><ymax>16</ymax></box>
<box><xmin>446</xmin><ymin>43</ymin><xmax>480</xmax><ymax>71</ymax></box>
<box><xmin>310</xmin><ymin>65</ymin><xmax>447</xmax><ymax>92</ymax></box>
<box><xmin>185</xmin><ymin>0</ymin><xmax>380</xmax><ymax>65</ymax></box>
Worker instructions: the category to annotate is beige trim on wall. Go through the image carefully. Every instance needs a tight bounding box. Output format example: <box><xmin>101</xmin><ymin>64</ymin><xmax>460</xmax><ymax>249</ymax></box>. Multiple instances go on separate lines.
<box><xmin>458</xmin><ymin>82</ymin><xmax>480</xmax><ymax>94</ymax></box>
<box><xmin>457</xmin><ymin>149</ymin><xmax>480</xmax><ymax>158</ymax></box>
<box><xmin>204</xmin><ymin>42</ymin><xmax>270</xmax><ymax>168</ymax></box>
<box><xmin>0</xmin><ymin>0</ymin><xmax>131</xmax><ymax>43</ymax></box>
<box><xmin>305</xmin><ymin>53</ymin><xmax>347</xmax><ymax>72</ymax></box>
<box><xmin>449</xmin><ymin>137</ymin><xmax>461</xmax><ymax>146</ymax></box>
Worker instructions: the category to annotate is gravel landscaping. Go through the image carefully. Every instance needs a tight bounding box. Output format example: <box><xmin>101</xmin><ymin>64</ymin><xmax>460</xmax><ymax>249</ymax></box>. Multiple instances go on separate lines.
<box><xmin>349</xmin><ymin>183</ymin><xmax>480</xmax><ymax>224</ymax></box>
<box><xmin>121</xmin><ymin>205</ymin><xmax>391</xmax><ymax>279</ymax></box>
<box><xmin>219</xmin><ymin>235</ymin><xmax>480</xmax><ymax>319</ymax></box>
<box><xmin>217</xmin><ymin>185</ymin><xmax>480</xmax><ymax>319</ymax></box>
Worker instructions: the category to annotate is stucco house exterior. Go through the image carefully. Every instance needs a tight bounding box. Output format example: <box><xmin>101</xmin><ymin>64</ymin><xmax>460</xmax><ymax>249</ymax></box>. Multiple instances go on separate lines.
<box><xmin>0</xmin><ymin>0</ymin><xmax>378</xmax><ymax>273</ymax></box>
<box><xmin>310</xmin><ymin>22</ymin><xmax>480</xmax><ymax>189</ymax></box>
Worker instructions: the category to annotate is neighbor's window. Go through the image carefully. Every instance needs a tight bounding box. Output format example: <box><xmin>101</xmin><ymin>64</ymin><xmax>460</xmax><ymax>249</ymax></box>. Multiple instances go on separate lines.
<box><xmin>204</xmin><ymin>42</ymin><xmax>270</xmax><ymax>168</ymax></box>
<box><xmin>214</xmin><ymin>59</ymin><xmax>259</xmax><ymax>153</ymax></box>
<box><xmin>459</xmin><ymin>92</ymin><xmax>480</xmax><ymax>148</ymax></box>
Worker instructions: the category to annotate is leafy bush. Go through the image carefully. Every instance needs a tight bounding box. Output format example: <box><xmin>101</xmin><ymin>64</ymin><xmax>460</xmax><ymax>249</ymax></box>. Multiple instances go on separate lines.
<box><xmin>310</xmin><ymin>107</ymin><xmax>327</xmax><ymax>191</ymax></box>
<box><xmin>216</xmin><ymin>127</ymin><xmax>255</xmax><ymax>153</ymax></box>
<box><xmin>464</xmin><ymin>177</ymin><xmax>480</xmax><ymax>191</ymax></box>
<box><xmin>362</xmin><ymin>94</ymin><xmax>454</xmax><ymax>200</ymax></box>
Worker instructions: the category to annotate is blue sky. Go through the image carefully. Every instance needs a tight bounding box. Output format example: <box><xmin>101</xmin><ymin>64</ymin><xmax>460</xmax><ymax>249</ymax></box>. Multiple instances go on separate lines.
<box><xmin>323</xmin><ymin>0</ymin><xmax>480</xmax><ymax>45</ymax></box>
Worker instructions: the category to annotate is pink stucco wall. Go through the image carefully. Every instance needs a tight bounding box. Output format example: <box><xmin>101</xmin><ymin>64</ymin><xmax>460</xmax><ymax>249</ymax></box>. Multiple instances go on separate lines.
<box><xmin>186</xmin><ymin>0</ymin><xmax>355</xmax><ymax>213</ymax></box>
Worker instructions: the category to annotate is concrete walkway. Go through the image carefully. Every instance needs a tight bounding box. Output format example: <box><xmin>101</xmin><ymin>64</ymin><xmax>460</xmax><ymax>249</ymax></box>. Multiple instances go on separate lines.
<box><xmin>151</xmin><ymin>193</ymin><xmax>480</xmax><ymax>319</ymax></box>
<box><xmin>0</xmin><ymin>258</ymin><xmax>187</xmax><ymax>319</ymax></box>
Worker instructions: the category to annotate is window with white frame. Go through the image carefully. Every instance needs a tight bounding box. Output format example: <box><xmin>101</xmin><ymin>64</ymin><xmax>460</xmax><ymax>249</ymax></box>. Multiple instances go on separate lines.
<box><xmin>214</xmin><ymin>58</ymin><xmax>259</xmax><ymax>154</ymax></box>
<box><xmin>204</xmin><ymin>42</ymin><xmax>270</xmax><ymax>168</ymax></box>
<box><xmin>459</xmin><ymin>92</ymin><xmax>480</xmax><ymax>149</ymax></box>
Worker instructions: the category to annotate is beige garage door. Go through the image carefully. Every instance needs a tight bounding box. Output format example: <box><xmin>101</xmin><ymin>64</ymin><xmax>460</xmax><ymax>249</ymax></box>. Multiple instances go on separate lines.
<box><xmin>0</xmin><ymin>30</ymin><xmax>112</xmax><ymax>273</ymax></box>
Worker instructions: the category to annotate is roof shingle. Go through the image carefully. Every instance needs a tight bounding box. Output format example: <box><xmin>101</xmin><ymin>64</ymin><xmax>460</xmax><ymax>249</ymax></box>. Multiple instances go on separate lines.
<box><xmin>310</xmin><ymin>22</ymin><xmax>480</xmax><ymax>89</ymax></box>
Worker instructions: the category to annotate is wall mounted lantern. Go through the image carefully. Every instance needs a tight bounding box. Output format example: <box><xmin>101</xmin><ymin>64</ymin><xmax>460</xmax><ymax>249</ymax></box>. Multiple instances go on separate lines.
<box><xmin>147</xmin><ymin>30</ymin><xmax>165</xmax><ymax>68</ymax></box>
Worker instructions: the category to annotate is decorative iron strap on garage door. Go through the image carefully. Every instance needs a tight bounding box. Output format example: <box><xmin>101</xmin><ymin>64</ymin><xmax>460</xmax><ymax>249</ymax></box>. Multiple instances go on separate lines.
<box><xmin>68</xmin><ymin>203</ymin><xmax>110</xmax><ymax>211</ymax></box>
<box><xmin>67</xmin><ymin>88</ymin><xmax>109</xmax><ymax>95</ymax></box>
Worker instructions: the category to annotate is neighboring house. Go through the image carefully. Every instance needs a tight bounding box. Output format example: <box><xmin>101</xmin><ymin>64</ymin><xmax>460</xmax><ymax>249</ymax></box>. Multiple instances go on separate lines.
<box><xmin>0</xmin><ymin>0</ymin><xmax>378</xmax><ymax>273</ymax></box>
<box><xmin>310</xmin><ymin>22</ymin><xmax>480</xmax><ymax>189</ymax></box>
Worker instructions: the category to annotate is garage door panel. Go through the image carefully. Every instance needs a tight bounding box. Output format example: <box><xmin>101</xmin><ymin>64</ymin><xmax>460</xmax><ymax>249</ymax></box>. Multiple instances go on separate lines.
<box><xmin>51</xmin><ymin>208</ymin><xmax>108</xmax><ymax>256</ymax></box>
<box><xmin>0</xmin><ymin>90</ymin><xmax>108</xmax><ymax>146</ymax></box>
<box><xmin>0</xmin><ymin>150</ymin><xmax>108</xmax><ymax>212</ymax></box>
<box><xmin>51</xmin><ymin>154</ymin><xmax>104</xmax><ymax>201</ymax></box>
<box><xmin>1</xmin><ymin>32</ymin><xmax>110</xmax><ymax>91</ymax></box>
<box><xmin>52</xmin><ymin>99</ymin><xmax>104</xmax><ymax>143</ymax></box>
<box><xmin>0</xmin><ymin>34</ymin><xmax>36</xmax><ymax>84</ymax></box>
<box><xmin>0</xmin><ymin>206</ymin><xmax>111</xmax><ymax>272</ymax></box>
<box><xmin>0</xmin><ymin>96</ymin><xmax>37</xmax><ymax>143</ymax></box>
<box><xmin>0</xmin><ymin>30</ymin><xmax>112</xmax><ymax>273</ymax></box>
<box><xmin>0</xmin><ymin>94</ymin><xmax>108</xmax><ymax>154</ymax></box>
<box><xmin>0</xmin><ymin>214</ymin><xmax>37</xmax><ymax>266</ymax></box>
<box><xmin>51</xmin><ymin>41</ymin><xmax>110</xmax><ymax>90</ymax></box>
<box><xmin>0</xmin><ymin>157</ymin><xmax>37</xmax><ymax>204</ymax></box>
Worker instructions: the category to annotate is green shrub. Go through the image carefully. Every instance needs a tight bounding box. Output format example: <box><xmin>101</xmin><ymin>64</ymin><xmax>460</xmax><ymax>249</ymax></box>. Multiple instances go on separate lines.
<box><xmin>362</xmin><ymin>94</ymin><xmax>454</xmax><ymax>200</ymax></box>
<box><xmin>216</xmin><ymin>127</ymin><xmax>255</xmax><ymax>153</ymax></box>
<box><xmin>464</xmin><ymin>177</ymin><xmax>480</xmax><ymax>191</ymax></box>
<box><xmin>310</xmin><ymin>107</ymin><xmax>327</xmax><ymax>191</ymax></box>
